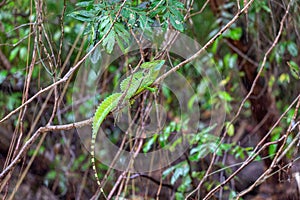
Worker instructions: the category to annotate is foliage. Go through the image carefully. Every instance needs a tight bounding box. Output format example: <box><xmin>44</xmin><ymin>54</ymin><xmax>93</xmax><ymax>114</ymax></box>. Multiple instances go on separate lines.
<box><xmin>1</xmin><ymin>0</ymin><xmax>300</xmax><ymax>199</ymax></box>
<box><xmin>68</xmin><ymin>0</ymin><xmax>185</xmax><ymax>53</ymax></box>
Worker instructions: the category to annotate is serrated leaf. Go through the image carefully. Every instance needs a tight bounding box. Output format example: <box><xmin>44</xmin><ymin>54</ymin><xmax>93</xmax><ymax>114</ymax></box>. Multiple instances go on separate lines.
<box><xmin>169</xmin><ymin>7</ymin><xmax>184</xmax><ymax>20</ymax></box>
<box><xmin>128</xmin><ymin>13</ymin><xmax>136</xmax><ymax>26</ymax></box>
<box><xmin>150</xmin><ymin>5</ymin><xmax>166</xmax><ymax>17</ymax></box>
<box><xmin>75</xmin><ymin>10</ymin><xmax>95</xmax><ymax>18</ymax></box>
<box><xmin>102</xmin><ymin>30</ymin><xmax>115</xmax><ymax>53</ymax></box>
<box><xmin>76</xmin><ymin>1</ymin><xmax>93</xmax><ymax>7</ymax></box>
<box><xmin>170</xmin><ymin>15</ymin><xmax>184</xmax><ymax>32</ymax></box>
<box><xmin>139</xmin><ymin>14</ymin><xmax>152</xmax><ymax>30</ymax></box>
<box><xmin>67</xmin><ymin>12</ymin><xmax>93</xmax><ymax>22</ymax></box>
<box><xmin>121</xmin><ymin>8</ymin><xmax>130</xmax><ymax>19</ymax></box>
<box><xmin>114</xmin><ymin>23</ymin><xmax>130</xmax><ymax>46</ymax></box>
<box><xmin>99</xmin><ymin>17</ymin><xmax>110</xmax><ymax>30</ymax></box>
<box><xmin>173</xmin><ymin>1</ymin><xmax>185</xmax><ymax>9</ymax></box>
<box><xmin>115</xmin><ymin>35</ymin><xmax>126</xmax><ymax>53</ymax></box>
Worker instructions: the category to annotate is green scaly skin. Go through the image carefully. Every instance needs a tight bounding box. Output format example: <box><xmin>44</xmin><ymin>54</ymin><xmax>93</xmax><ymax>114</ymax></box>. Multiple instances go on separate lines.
<box><xmin>91</xmin><ymin>60</ymin><xmax>165</xmax><ymax>194</ymax></box>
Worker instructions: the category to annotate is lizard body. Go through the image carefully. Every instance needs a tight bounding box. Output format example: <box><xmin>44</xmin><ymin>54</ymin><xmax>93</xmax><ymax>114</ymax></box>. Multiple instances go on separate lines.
<box><xmin>91</xmin><ymin>60</ymin><xmax>165</xmax><ymax>194</ymax></box>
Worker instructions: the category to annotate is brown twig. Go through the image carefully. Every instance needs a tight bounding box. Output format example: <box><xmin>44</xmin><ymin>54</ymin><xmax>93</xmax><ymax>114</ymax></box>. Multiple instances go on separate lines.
<box><xmin>155</xmin><ymin>0</ymin><xmax>255</xmax><ymax>85</ymax></box>
<box><xmin>0</xmin><ymin>118</ymin><xmax>92</xmax><ymax>181</ymax></box>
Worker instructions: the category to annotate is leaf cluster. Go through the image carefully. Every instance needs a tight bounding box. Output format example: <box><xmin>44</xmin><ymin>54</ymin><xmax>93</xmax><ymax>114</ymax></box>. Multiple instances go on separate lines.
<box><xmin>68</xmin><ymin>0</ymin><xmax>186</xmax><ymax>53</ymax></box>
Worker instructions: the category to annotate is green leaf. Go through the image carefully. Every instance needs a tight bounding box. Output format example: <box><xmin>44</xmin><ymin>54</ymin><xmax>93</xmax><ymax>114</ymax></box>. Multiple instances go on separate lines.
<box><xmin>220</xmin><ymin>143</ymin><xmax>233</xmax><ymax>151</ymax></box>
<box><xmin>218</xmin><ymin>91</ymin><xmax>233</xmax><ymax>102</ymax></box>
<box><xmin>279</xmin><ymin>73</ymin><xmax>290</xmax><ymax>83</ymax></box>
<box><xmin>226</xmin><ymin>122</ymin><xmax>234</xmax><ymax>136</ymax></box>
<box><xmin>121</xmin><ymin>8</ymin><xmax>130</xmax><ymax>19</ymax></box>
<box><xmin>89</xmin><ymin>45</ymin><xmax>102</xmax><ymax>65</ymax></box>
<box><xmin>67</xmin><ymin>12</ymin><xmax>93</xmax><ymax>22</ymax></box>
<box><xmin>224</xmin><ymin>27</ymin><xmax>242</xmax><ymax>40</ymax></box>
<box><xmin>188</xmin><ymin>94</ymin><xmax>197</xmax><ymax>110</ymax></box>
<box><xmin>143</xmin><ymin>134</ymin><xmax>158</xmax><ymax>153</ymax></box>
<box><xmin>287</xmin><ymin>61</ymin><xmax>300</xmax><ymax>79</ymax></box>
<box><xmin>76</xmin><ymin>1</ymin><xmax>93</xmax><ymax>7</ymax></box>
<box><xmin>262</xmin><ymin>4</ymin><xmax>271</xmax><ymax>13</ymax></box>
<box><xmin>128</xmin><ymin>12</ymin><xmax>136</xmax><ymax>26</ymax></box>
<box><xmin>173</xmin><ymin>1</ymin><xmax>185</xmax><ymax>9</ymax></box>
<box><xmin>190</xmin><ymin>143</ymin><xmax>216</xmax><ymax>161</ymax></box>
<box><xmin>232</xmin><ymin>146</ymin><xmax>245</xmax><ymax>159</ymax></box>
<box><xmin>99</xmin><ymin>17</ymin><xmax>110</xmax><ymax>30</ymax></box>
<box><xmin>224</xmin><ymin>53</ymin><xmax>237</xmax><ymax>69</ymax></box>
<box><xmin>268</xmin><ymin>127</ymin><xmax>282</xmax><ymax>158</ymax></box>
<box><xmin>46</xmin><ymin>170</ymin><xmax>57</xmax><ymax>180</ymax></box>
<box><xmin>171</xmin><ymin>162</ymin><xmax>189</xmax><ymax>184</ymax></box>
<box><xmin>170</xmin><ymin>15</ymin><xmax>184</xmax><ymax>32</ymax></box>
<box><xmin>115</xmin><ymin>35</ymin><xmax>126</xmax><ymax>53</ymax></box>
<box><xmin>287</xmin><ymin>42</ymin><xmax>298</xmax><ymax>57</ymax></box>
<box><xmin>102</xmin><ymin>30</ymin><xmax>116</xmax><ymax>53</ymax></box>
<box><xmin>149</xmin><ymin>0</ymin><xmax>166</xmax><ymax>16</ymax></box>
<box><xmin>159</xmin><ymin>132</ymin><xmax>170</xmax><ymax>147</ymax></box>
<box><xmin>169</xmin><ymin>137</ymin><xmax>182</xmax><ymax>151</ymax></box>
<box><xmin>114</xmin><ymin>23</ymin><xmax>130</xmax><ymax>52</ymax></box>
<box><xmin>162</xmin><ymin>166</ymin><xmax>175</xmax><ymax>179</ymax></box>
<box><xmin>75</xmin><ymin>10</ymin><xmax>95</xmax><ymax>18</ymax></box>
<box><xmin>211</xmin><ymin>37</ymin><xmax>221</xmax><ymax>54</ymax></box>
<box><xmin>9</xmin><ymin>47</ymin><xmax>19</xmax><ymax>61</ymax></box>
<box><xmin>0</xmin><ymin>70</ymin><xmax>8</xmax><ymax>84</ymax></box>
<box><xmin>178</xmin><ymin>176</ymin><xmax>192</xmax><ymax>192</ymax></box>
<box><xmin>175</xmin><ymin>193</ymin><xmax>185</xmax><ymax>200</ymax></box>
<box><xmin>20</xmin><ymin>47</ymin><xmax>27</xmax><ymax>61</ymax></box>
<box><xmin>7</xmin><ymin>93</ymin><xmax>21</xmax><ymax>110</ymax></box>
<box><xmin>170</xmin><ymin>7</ymin><xmax>184</xmax><ymax>20</ymax></box>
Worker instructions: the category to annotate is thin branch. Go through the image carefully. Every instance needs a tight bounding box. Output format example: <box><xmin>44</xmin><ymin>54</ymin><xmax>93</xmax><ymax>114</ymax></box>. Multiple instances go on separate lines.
<box><xmin>129</xmin><ymin>173</ymin><xmax>174</xmax><ymax>190</ymax></box>
<box><xmin>0</xmin><ymin>118</ymin><xmax>92</xmax><ymax>181</ymax></box>
<box><xmin>155</xmin><ymin>0</ymin><xmax>255</xmax><ymax>84</ymax></box>
<box><xmin>203</xmin><ymin>93</ymin><xmax>299</xmax><ymax>200</ymax></box>
<box><xmin>0</xmin><ymin>0</ymin><xmax>123</xmax><ymax>123</ymax></box>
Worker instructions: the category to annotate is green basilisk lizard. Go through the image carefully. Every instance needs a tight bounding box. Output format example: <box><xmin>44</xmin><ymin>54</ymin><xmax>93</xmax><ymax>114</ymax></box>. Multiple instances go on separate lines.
<box><xmin>91</xmin><ymin>59</ymin><xmax>165</xmax><ymax>194</ymax></box>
